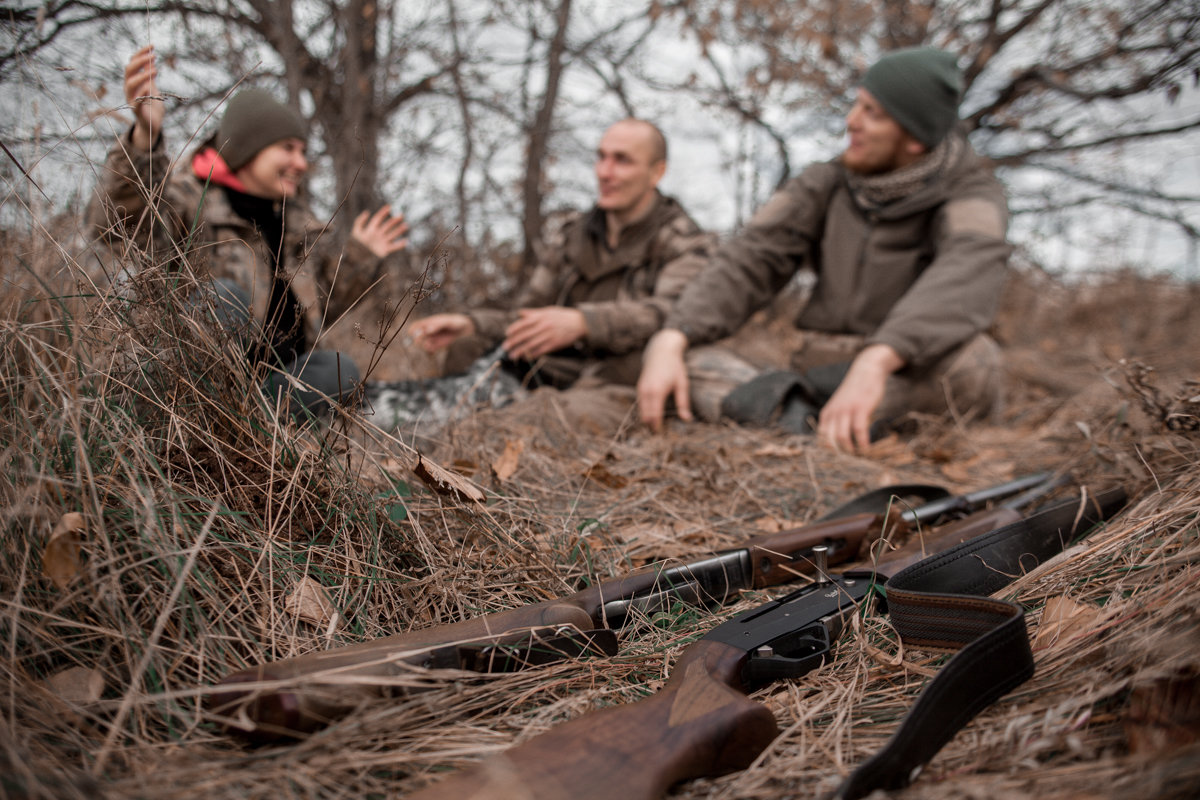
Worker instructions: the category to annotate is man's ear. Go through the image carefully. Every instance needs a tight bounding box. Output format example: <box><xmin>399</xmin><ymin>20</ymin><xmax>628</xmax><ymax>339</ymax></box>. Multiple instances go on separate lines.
<box><xmin>650</xmin><ymin>159</ymin><xmax>667</xmax><ymax>186</ymax></box>
<box><xmin>904</xmin><ymin>138</ymin><xmax>928</xmax><ymax>158</ymax></box>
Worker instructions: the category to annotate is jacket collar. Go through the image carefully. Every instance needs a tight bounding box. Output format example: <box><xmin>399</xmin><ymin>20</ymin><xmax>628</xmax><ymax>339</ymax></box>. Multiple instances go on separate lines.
<box><xmin>842</xmin><ymin>132</ymin><xmax>975</xmax><ymax>219</ymax></box>
<box><xmin>192</xmin><ymin>147</ymin><xmax>248</xmax><ymax>193</ymax></box>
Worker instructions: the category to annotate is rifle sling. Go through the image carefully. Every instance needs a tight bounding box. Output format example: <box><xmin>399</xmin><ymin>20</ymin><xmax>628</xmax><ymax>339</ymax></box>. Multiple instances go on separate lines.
<box><xmin>830</xmin><ymin>487</ymin><xmax>1127</xmax><ymax>800</ymax></box>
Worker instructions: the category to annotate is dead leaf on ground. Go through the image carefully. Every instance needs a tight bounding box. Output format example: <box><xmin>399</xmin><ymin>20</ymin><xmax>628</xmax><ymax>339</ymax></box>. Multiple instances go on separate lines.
<box><xmin>753</xmin><ymin>516</ymin><xmax>805</xmax><ymax>534</ymax></box>
<box><xmin>492</xmin><ymin>440</ymin><xmax>525</xmax><ymax>482</ymax></box>
<box><xmin>286</xmin><ymin>577</ymin><xmax>339</xmax><ymax>629</ymax></box>
<box><xmin>1033</xmin><ymin>595</ymin><xmax>1102</xmax><ymax>651</ymax></box>
<box><xmin>44</xmin><ymin>666</ymin><xmax>104</xmax><ymax>705</ymax></box>
<box><xmin>414</xmin><ymin>454</ymin><xmax>486</xmax><ymax>504</ymax></box>
<box><xmin>1125</xmin><ymin>668</ymin><xmax>1200</xmax><ymax>755</ymax></box>
<box><xmin>583</xmin><ymin>461</ymin><xmax>628</xmax><ymax>489</ymax></box>
<box><xmin>619</xmin><ymin>521</ymin><xmax>681</xmax><ymax>545</ymax></box>
<box><xmin>939</xmin><ymin>460</ymin><xmax>980</xmax><ymax>484</ymax></box>
<box><xmin>865</xmin><ymin>435</ymin><xmax>914</xmax><ymax>463</ymax></box>
<box><xmin>753</xmin><ymin>444</ymin><xmax>807</xmax><ymax>458</ymax></box>
<box><xmin>42</xmin><ymin>512</ymin><xmax>86</xmax><ymax>590</ymax></box>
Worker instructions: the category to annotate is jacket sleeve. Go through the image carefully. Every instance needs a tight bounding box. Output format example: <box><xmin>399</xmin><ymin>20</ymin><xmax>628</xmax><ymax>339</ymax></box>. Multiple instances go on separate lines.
<box><xmin>86</xmin><ymin>130</ymin><xmax>198</xmax><ymax>254</ymax></box>
<box><xmin>664</xmin><ymin>165</ymin><xmax>835</xmax><ymax>346</ymax></box>
<box><xmin>313</xmin><ymin>231</ymin><xmax>385</xmax><ymax>325</ymax></box>
<box><xmin>866</xmin><ymin>178</ymin><xmax>1012</xmax><ymax>369</ymax></box>
<box><xmin>576</xmin><ymin>217</ymin><xmax>716</xmax><ymax>355</ymax></box>
<box><xmin>463</xmin><ymin>217</ymin><xmax>578</xmax><ymax>344</ymax></box>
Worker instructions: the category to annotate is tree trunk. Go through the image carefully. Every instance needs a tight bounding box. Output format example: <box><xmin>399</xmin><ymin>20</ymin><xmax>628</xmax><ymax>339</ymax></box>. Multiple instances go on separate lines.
<box><xmin>520</xmin><ymin>0</ymin><xmax>573</xmax><ymax>275</ymax></box>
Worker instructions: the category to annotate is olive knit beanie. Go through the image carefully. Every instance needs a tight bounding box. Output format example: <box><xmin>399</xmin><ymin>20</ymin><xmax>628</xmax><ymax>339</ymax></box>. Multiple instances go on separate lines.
<box><xmin>861</xmin><ymin>47</ymin><xmax>963</xmax><ymax>148</ymax></box>
<box><xmin>217</xmin><ymin>89</ymin><xmax>307</xmax><ymax>171</ymax></box>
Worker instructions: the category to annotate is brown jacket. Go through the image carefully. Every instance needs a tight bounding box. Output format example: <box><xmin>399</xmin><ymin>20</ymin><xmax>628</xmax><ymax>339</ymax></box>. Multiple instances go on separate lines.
<box><xmin>87</xmin><ymin>133</ymin><xmax>382</xmax><ymax>351</ymax></box>
<box><xmin>469</xmin><ymin>191</ymin><xmax>713</xmax><ymax>385</ymax></box>
<box><xmin>666</xmin><ymin>136</ymin><xmax>1011</xmax><ymax>370</ymax></box>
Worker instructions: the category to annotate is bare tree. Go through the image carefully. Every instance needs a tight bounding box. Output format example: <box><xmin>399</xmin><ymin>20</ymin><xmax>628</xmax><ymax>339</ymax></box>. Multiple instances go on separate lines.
<box><xmin>4</xmin><ymin>0</ymin><xmax>1199</xmax><ymax>281</ymax></box>
<box><xmin>651</xmin><ymin>0</ymin><xmax>1200</xmax><ymax>269</ymax></box>
<box><xmin>3</xmin><ymin>0</ymin><xmax>451</xmax><ymax>216</ymax></box>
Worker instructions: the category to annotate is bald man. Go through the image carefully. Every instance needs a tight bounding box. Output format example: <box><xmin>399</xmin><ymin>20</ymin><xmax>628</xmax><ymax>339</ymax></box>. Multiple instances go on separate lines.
<box><xmin>410</xmin><ymin>119</ymin><xmax>720</xmax><ymax>393</ymax></box>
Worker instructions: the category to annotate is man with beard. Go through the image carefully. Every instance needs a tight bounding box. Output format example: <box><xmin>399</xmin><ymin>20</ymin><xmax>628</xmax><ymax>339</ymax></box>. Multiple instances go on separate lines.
<box><xmin>637</xmin><ymin>47</ymin><xmax>1012</xmax><ymax>452</ymax></box>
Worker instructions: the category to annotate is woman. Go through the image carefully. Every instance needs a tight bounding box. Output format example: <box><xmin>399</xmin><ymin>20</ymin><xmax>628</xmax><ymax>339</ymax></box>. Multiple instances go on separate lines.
<box><xmin>89</xmin><ymin>44</ymin><xmax>409</xmax><ymax>417</ymax></box>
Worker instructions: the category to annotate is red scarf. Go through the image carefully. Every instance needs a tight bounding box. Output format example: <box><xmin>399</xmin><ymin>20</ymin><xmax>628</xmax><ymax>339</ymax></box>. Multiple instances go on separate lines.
<box><xmin>192</xmin><ymin>147</ymin><xmax>248</xmax><ymax>192</ymax></box>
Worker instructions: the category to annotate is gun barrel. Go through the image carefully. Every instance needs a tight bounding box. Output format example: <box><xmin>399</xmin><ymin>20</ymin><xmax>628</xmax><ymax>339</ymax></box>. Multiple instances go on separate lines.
<box><xmin>900</xmin><ymin>471</ymin><xmax>1053</xmax><ymax>526</ymax></box>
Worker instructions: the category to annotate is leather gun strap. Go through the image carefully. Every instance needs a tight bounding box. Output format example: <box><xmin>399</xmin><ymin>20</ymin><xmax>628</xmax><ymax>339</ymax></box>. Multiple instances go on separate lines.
<box><xmin>831</xmin><ymin>487</ymin><xmax>1128</xmax><ymax>800</ymax></box>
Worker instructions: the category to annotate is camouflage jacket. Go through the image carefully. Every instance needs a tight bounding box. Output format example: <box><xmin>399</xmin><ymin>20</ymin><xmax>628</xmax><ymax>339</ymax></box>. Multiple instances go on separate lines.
<box><xmin>468</xmin><ymin>191</ymin><xmax>713</xmax><ymax>384</ymax></box>
<box><xmin>87</xmin><ymin>131</ymin><xmax>382</xmax><ymax>351</ymax></box>
<box><xmin>666</xmin><ymin>135</ymin><xmax>1012</xmax><ymax>370</ymax></box>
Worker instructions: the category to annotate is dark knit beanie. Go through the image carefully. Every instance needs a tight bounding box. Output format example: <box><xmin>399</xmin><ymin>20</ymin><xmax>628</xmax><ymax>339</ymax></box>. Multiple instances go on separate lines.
<box><xmin>861</xmin><ymin>47</ymin><xmax>963</xmax><ymax>148</ymax></box>
<box><xmin>217</xmin><ymin>89</ymin><xmax>307</xmax><ymax>171</ymax></box>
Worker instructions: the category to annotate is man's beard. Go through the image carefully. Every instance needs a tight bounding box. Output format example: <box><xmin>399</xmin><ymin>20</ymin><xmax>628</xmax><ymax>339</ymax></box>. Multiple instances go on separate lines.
<box><xmin>841</xmin><ymin>147</ymin><xmax>905</xmax><ymax>176</ymax></box>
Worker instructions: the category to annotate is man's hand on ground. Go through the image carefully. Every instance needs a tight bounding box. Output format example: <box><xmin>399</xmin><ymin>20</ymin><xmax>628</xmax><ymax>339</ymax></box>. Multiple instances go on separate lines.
<box><xmin>503</xmin><ymin>307</ymin><xmax>586</xmax><ymax>359</ymax></box>
<box><xmin>637</xmin><ymin>329</ymin><xmax>692</xmax><ymax>432</ymax></box>
<box><xmin>410</xmin><ymin>313</ymin><xmax>475</xmax><ymax>352</ymax></box>
<box><xmin>817</xmin><ymin>343</ymin><xmax>904</xmax><ymax>453</ymax></box>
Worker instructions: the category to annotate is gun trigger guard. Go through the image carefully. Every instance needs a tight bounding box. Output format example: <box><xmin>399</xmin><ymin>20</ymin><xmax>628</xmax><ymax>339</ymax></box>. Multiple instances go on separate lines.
<box><xmin>742</xmin><ymin>624</ymin><xmax>834</xmax><ymax>691</ymax></box>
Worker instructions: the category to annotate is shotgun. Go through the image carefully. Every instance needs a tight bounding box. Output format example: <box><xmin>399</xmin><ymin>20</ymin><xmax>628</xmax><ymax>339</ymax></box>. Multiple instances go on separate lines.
<box><xmin>406</xmin><ymin>486</ymin><xmax>1127</xmax><ymax>800</ymax></box>
<box><xmin>209</xmin><ymin>472</ymin><xmax>1053</xmax><ymax>740</ymax></box>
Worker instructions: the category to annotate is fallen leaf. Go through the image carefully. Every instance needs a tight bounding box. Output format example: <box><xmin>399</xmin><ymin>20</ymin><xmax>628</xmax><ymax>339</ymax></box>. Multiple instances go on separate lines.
<box><xmin>43</xmin><ymin>512</ymin><xmax>85</xmax><ymax>590</ymax></box>
<box><xmin>938</xmin><ymin>460</ymin><xmax>978</xmax><ymax>484</ymax></box>
<box><xmin>618</xmin><ymin>521</ymin><xmax>679</xmax><ymax>545</ymax></box>
<box><xmin>583</xmin><ymin>461</ymin><xmax>628</xmax><ymax>489</ymax></box>
<box><xmin>492</xmin><ymin>440</ymin><xmax>525</xmax><ymax>482</ymax></box>
<box><xmin>754</xmin><ymin>517</ymin><xmax>798</xmax><ymax>534</ymax></box>
<box><xmin>864</xmin><ymin>434</ymin><xmax>912</xmax><ymax>462</ymax></box>
<box><xmin>44</xmin><ymin>666</ymin><xmax>104</xmax><ymax>704</ymax></box>
<box><xmin>285</xmin><ymin>577</ymin><xmax>339</xmax><ymax>629</ymax></box>
<box><xmin>1125</xmin><ymin>668</ymin><xmax>1200</xmax><ymax>755</ymax></box>
<box><xmin>413</xmin><ymin>454</ymin><xmax>486</xmax><ymax>504</ymax></box>
<box><xmin>453</xmin><ymin>459</ymin><xmax>479</xmax><ymax>476</ymax></box>
<box><xmin>1033</xmin><ymin>595</ymin><xmax>1101</xmax><ymax>650</ymax></box>
<box><xmin>752</xmin><ymin>444</ymin><xmax>807</xmax><ymax>458</ymax></box>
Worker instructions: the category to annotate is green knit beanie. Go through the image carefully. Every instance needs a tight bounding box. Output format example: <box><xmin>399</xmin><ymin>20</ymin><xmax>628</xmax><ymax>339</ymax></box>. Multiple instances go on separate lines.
<box><xmin>217</xmin><ymin>88</ymin><xmax>307</xmax><ymax>171</ymax></box>
<box><xmin>861</xmin><ymin>47</ymin><xmax>963</xmax><ymax>148</ymax></box>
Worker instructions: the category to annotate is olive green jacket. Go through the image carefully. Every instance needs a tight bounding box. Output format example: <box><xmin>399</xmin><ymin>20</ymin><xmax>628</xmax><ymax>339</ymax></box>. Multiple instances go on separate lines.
<box><xmin>667</xmin><ymin>136</ymin><xmax>1011</xmax><ymax>370</ymax></box>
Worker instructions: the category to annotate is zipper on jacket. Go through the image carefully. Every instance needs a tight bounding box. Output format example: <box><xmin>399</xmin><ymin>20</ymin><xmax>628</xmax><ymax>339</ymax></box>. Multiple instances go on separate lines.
<box><xmin>846</xmin><ymin>213</ymin><xmax>875</xmax><ymax>330</ymax></box>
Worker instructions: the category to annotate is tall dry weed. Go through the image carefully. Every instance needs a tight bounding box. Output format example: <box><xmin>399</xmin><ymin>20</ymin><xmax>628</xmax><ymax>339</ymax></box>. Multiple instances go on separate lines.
<box><xmin>0</xmin><ymin>224</ymin><xmax>434</xmax><ymax>796</ymax></box>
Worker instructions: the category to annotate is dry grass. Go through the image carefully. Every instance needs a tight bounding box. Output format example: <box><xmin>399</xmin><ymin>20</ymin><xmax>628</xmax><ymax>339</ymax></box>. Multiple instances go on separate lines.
<box><xmin>2</xmin><ymin>213</ymin><xmax>1198</xmax><ymax>800</ymax></box>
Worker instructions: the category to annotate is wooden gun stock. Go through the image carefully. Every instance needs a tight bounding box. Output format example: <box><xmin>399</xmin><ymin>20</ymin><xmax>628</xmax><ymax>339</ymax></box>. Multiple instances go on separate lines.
<box><xmin>209</xmin><ymin>601</ymin><xmax>599</xmax><ymax>738</ymax></box>
<box><xmin>408</xmin><ymin>639</ymin><xmax>778</xmax><ymax>800</ymax></box>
